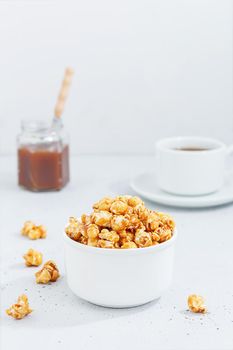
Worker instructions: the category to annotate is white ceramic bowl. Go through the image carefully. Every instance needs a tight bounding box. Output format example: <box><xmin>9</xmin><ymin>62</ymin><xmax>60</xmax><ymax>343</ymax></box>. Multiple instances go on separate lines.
<box><xmin>63</xmin><ymin>228</ymin><xmax>177</xmax><ymax>308</ymax></box>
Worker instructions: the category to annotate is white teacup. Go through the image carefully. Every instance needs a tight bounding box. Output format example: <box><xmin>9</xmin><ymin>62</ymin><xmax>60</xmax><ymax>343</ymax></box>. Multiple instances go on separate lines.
<box><xmin>155</xmin><ymin>137</ymin><xmax>233</xmax><ymax>196</ymax></box>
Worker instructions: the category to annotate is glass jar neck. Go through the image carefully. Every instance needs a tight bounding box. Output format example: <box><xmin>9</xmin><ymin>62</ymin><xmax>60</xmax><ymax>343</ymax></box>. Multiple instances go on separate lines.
<box><xmin>21</xmin><ymin>120</ymin><xmax>51</xmax><ymax>134</ymax></box>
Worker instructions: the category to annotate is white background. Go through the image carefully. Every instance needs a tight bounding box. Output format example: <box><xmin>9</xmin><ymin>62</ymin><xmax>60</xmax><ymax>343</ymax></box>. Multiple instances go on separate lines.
<box><xmin>0</xmin><ymin>0</ymin><xmax>232</xmax><ymax>155</ymax></box>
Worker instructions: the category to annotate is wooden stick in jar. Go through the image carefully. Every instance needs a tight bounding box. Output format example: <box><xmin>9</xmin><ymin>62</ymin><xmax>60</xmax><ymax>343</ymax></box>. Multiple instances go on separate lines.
<box><xmin>54</xmin><ymin>67</ymin><xmax>74</xmax><ymax>119</ymax></box>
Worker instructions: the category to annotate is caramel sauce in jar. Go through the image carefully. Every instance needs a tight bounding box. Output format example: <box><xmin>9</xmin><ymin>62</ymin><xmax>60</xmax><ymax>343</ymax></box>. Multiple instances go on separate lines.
<box><xmin>17</xmin><ymin>121</ymin><xmax>70</xmax><ymax>191</ymax></box>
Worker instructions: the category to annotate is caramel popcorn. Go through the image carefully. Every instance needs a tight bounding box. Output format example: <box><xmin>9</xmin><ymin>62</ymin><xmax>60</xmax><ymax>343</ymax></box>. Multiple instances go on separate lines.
<box><xmin>81</xmin><ymin>214</ymin><xmax>91</xmax><ymax>225</ymax></box>
<box><xmin>35</xmin><ymin>260</ymin><xmax>60</xmax><ymax>284</ymax></box>
<box><xmin>99</xmin><ymin>229</ymin><xmax>119</xmax><ymax>243</ymax></box>
<box><xmin>91</xmin><ymin>211</ymin><xmax>112</xmax><ymax>227</ymax></box>
<box><xmin>87</xmin><ymin>224</ymin><xmax>99</xmax><ymax>239</ymax></box>
<box><xmin>65</xmin><ymin>216</ymin><xmax>82</xmax><ymax>241</ymax></box>
<box><xmin>21</xmin><ymin>221</ymin><xmax>34</xmax><ymax>235</ymax></box>
<box><xmin>97</xmin><ymin>239</ymin><xmax>115</xmax><ymax>248</ymax></box>
<box><xmin>93</xmin><ymin>197</ymin><xmax>114</xmax><ymax>211</ymax></box>
<box><xmin>111</xmin><ymin>215</ymin><xmax>129</xmax><ymax>232</ymax></box>
<box><xmin>128</xmin><ymin>196</ymin><xmax>143</xmax><ymax>207</ymax></box>
<box><xmin>21</xmin><ymin>221</ymin><xmax>47</xmax><ymax>240</ymax></box>
<box><xmin>188</xmin><ymin>294</ymin><xmax>207</xmax><ymax>314</ymax></box>
<box><xmin>135</xmin><ymin>228</ymin><xmax>152</xmax><ymax>248</ymax></box>
<box><xmin>88</xmin><ymin>238</ymin><xmax>98</xmax><ymax>247</ymax></box>
<box><xmin>110</xmin><ymin>200</ymin><xmax>128</xmax><ymax>215</ymax></box>
<box><xmin>65</xmin><ymin>195</ymin><xmax>175</xmax><ymax>249</ymax></box>
<box><xmin>23</xmin><ymin>248</ymin><xmax>43</xmax><ymax>266</ymax></box>
<box><xmin>6</xmin><ymin>295</ymin><xmax>32</xmax><ymax>319</ymax></box>
<box><xmin>121</xmin><ymin>242</ymin><xmax>137</xmax><ymax>249</ymax></box>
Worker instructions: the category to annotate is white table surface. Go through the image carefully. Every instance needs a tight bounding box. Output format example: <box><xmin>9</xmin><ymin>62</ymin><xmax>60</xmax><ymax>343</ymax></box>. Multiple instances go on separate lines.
<box><xmin>0</xmin><ymin>155</ymin><xmax>233</xmax><ymax>350</ymax></box>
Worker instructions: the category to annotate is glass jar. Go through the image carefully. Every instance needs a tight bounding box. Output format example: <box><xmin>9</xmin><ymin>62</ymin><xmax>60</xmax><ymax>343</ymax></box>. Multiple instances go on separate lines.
<box><xmin>17</xmin><ymin>120</ymin><xmax>70</xmax><ymax>191</ymax></box>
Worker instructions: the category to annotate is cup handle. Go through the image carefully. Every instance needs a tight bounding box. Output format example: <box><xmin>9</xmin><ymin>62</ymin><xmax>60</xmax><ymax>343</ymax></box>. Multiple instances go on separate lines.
<box><xmin>226</xmin><ymin>145</ymin><xmax>233</xmax><ymax>156</ymax></box>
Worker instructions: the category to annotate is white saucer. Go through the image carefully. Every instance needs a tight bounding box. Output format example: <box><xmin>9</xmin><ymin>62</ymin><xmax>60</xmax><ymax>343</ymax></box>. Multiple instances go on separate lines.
<box><xmin>130</xmin><ymin>171</ymin><xmax>233</xmax><ymax>208</ymax></box>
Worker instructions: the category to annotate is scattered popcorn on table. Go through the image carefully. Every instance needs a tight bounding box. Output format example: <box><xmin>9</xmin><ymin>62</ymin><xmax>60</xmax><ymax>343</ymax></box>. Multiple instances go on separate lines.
<box><xmin>65</xmin><ymin>195</ymin><xmax>175</xmax><ymax>249</ymax></box>
<box><xmin>188</xmin><ymin>294</ymin><xmax>207</xmax><ymax>314</ymax></box>
<box><xmin>6</xmin><ymin>294</ymin><xmax>32</xmax><ymax>319</ymax></box>
<box><xmin>23</xmin><ymin>248</ymin><xmax>43</xmax><ymax>266</ymax></box>
<box><xmin>35</xmin><ymin>260</ymin><xmax>60</xmax><ymax>284</ymax></box>
<box><xmin>21</xmin><ymin>221</ymin><xmax>47</xmax><ymax>240</ymax></box>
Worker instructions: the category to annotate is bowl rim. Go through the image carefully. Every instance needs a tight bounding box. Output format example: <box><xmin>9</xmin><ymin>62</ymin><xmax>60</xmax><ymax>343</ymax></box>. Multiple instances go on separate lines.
<box><xmin>155</xmin><ymin>136</ymin><xmax>226</xmax><ymax>154</ymax></box>
<box><xmin>63</xmin><ymin>228</ymin><xmax>177</xmax><ymax>255</ymax></box>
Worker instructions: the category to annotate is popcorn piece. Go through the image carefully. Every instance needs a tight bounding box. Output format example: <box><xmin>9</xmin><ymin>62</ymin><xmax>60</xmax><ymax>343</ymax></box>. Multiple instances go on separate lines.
<box><xmin>126</xmin><ymin>206</ymin><xmax>134</xmax><ymax>215</ymax></box>
<box><xmin>128</xmin><ymin>196</ymin><xmax>143</xmax><ymax>207</ymax></box>
<box><xmin>134</xmin><ymin>204</ymin><xmax>149</xmax><ymax>222</ymax></box>
<box><xmin>21</xmin><ymin>221</ymin><xmax>47</xmax><ymax>240</ymax></box>
<box><xmin>6</xmin><ymin>295</ymin><xmax>32</xmax><ymax>319</ymax></box>
<box><xmin>111</xmin><ymin>215</ymin><xmax>128</xmax><ymax>232</ymax></box>
<box><xmin>88</xmin><ymin>238</ymin><xmax>98</xmax><ymax>247</ymax></box>
<box><xmin>28</xmin><ymin>225</ymin><xmax>46</xmax><ymax>240</ymax></box>
<box><xmin>121</xmin><ymin>242</ymin><xmax>137</xmax><ymax>249</ymax></box>
<box><xmin>119</xmin><ymin>230</ymin><xmax>134</xmax><ymax>242</ymax></box>
<box><xmin>23</xmin><ymin>248</ymin><xmax>43</xmax><ymax>267</ymax></box>
<box><xmin>79</xmin><ymin>223</ymin><xmax>88</xmax><ymax>238</ymax></box>
<box><xmin>81</xmin><ymin>214</ymin><xmax>91</xmax><ymax>225</ymax></box>
<box><xmin>115</xmin><ymin>195</ymin><xmax>132</xmax><ymax>203</ymax></box>
<box><xmin>188</xmin><ymin>294</ymin><xmax>207</xmax><ymax>314</ymax></box>
<box><xmin>65</xmin><ymin>217</ymin><xmax>81</xmax><ymax>241</ymax></box>
<box><xmin>80</xmin><ymin>236</ymin><xmax>88</xmax><ymax>244</ymax></box>
<box><xmin>126</xmin><ymin>214</ymin><xmax>141</xmax><ymax>230</ymax></box>
<box><xmin>35</xmin><ymin>260</ymin><xmax>60</xmax><ymax>284</ymax></box>
<box><xmin>157</xmin><ymin>228</ymin><xmax>172</xmax><ymax>243</ymax></box>
<box><xmin>93</xmin><ymin>197</ymin><xmax>114</xmax><ymax>211</ymax></box>
<box><xmin>91</xmin><ymin>211</ymin><xmax>112</xmax><ymax>227</ymax></box>
<box><xmin>110</xmin><ymin>200</ymin><xmax>128</xmax><ymax>215</ymax></box>
<box><xmin>21</xmin><ymin>221</ymin><xmax>34</xmax><ymax>236</ymax></box>
<box><xmin>135</xmin><ymin>228</ymin><xmax>152</xmax><ymax>248</ymax></box>
<box><xmin>97</xmin><ymin>239</ymin><xmax>114</xmax><ymax>248</ymax></box>
<box><xmin>151</xmin><ymin>231</ymin><xmax>160</xmax><ymax>242</ymax></box>
<box><xmin>87</xmin><ymin>224</ymin><xmax>99</xmax><ymax>239</ymax></box>
<box><xmin>146</xmin><ymin>212</ymin><xmax>160</xmax><ymax>231</ymax></box>
<box><xmin>99</xmin><ymin>229</ymin><xmax>119</xmax><ymax>243</ymax></box>
<box><xmin>157</xmin><ymin>212</ymin><xmax>175</xmax><ymax>231</ymax></box>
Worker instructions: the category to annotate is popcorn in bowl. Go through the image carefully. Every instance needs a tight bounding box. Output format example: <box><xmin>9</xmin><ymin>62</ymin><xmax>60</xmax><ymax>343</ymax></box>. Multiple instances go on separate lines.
<box><xmin>65</xmin><ymin>195</ymin><xmax>175</xmax><ymax>249</ymax></box>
